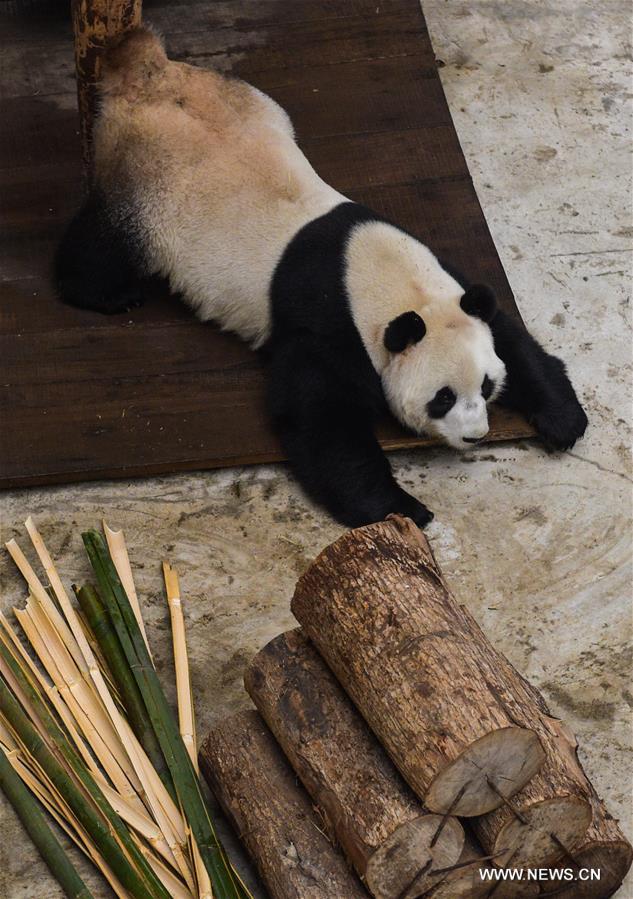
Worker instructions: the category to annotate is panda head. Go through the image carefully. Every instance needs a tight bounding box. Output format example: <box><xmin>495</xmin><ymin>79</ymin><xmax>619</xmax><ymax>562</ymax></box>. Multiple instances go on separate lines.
<box><xmin>381</xmin><ymin>285</ymin><xmax>507</xmax><ymax>449</ymax></box>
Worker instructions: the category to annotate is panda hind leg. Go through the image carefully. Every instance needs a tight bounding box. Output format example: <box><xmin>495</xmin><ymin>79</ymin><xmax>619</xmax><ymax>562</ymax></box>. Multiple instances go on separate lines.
<box><xmin>55</xmin><ymin>191</ymin><xmax>145</xmax><ymax>314</ymax></box>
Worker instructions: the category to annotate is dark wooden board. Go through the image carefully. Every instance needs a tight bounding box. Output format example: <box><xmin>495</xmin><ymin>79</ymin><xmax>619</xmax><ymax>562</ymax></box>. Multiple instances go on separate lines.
<box><xmin>0</xmin><ymin>0</ymin><xmax>533</xmax><ymax>489</ymax></box>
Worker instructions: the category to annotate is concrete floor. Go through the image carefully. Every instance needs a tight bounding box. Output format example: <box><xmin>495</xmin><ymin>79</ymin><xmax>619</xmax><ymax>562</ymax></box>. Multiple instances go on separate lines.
<box><xmin>1</xmin><ymin>1</ymin><xmax>631</xmax><ymax>896</ymax></box>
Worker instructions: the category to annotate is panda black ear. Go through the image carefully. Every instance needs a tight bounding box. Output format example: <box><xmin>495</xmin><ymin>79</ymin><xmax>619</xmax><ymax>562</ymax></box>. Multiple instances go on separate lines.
<box><xmin>384</xmin><ymin>311</ymin><xmax>426</xmax><ymax>353</ymax></box>
<box><xmin>460</xmin><ymin>284</ymin><xmax>497</xmax><ymax>323</ymax></box>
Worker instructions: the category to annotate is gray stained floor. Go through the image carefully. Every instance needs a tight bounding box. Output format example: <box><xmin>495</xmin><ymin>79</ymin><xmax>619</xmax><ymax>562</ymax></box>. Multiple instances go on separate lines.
<box><xmin>0</xmin><ymin>1</ymin><xmax>631</xmax><ymax>897</ymax></box>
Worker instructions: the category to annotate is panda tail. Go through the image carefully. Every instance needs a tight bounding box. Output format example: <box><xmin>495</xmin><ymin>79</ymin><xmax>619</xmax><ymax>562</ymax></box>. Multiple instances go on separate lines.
<box><xmin>100</xmin><ymin>25</ymin><xmax>168</xmax><ymax>98</ymax></box>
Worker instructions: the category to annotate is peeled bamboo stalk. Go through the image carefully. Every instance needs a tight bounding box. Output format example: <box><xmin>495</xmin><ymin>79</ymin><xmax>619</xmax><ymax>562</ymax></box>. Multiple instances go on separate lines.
<box><xmin>0</xmin><ymin>742</ymin><xmax>94</xmax><ymax>899</ymax></box>
<box><xmin>164</xmin><ymin>561</ymin><xmax>213</xmax><ymax>899</ymax></box>
<box><xmin>291</xmin><ymin>517</ymin><xmax>545</xmax><ymax>817</ymax></box>
<box><xmin>5</xmin><ymin>538</ymin><xmax>85</xmax><ymax>671</ymax></box>
<box><xmin>15</xmin><ymin>600</ymin><xmax>142</xmax><ymax>805</ymax></box>
<box><xmin>245</xmin><ymin>629</ymin><xmax>464</xmax><ymax>899</ymax></box>
<box><xmin>104</xmin><ymin>523</ymin><xmax>152</xmax><ymax>661</ymax></box>
<box><xmin>201</xmin><ymin>710</ymin><xmax>369</xmax><ymax>898</ymax></box>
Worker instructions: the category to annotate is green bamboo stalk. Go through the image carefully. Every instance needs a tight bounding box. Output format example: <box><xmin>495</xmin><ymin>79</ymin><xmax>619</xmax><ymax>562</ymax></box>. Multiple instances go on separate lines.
<box><xmin>74</xmin><ymin>584</ymin><xmax>174</xmax><ymax>799</ymax></box>
<box><xmin>0</xmin><ymin>745</ymin><xmax>94</xmax><ymax>899</ymax></box>
<box><xmin>0</xmin><ymin>643</ymin><xmax>171</xmax><ymax>899</ymax></box>
<box><xmin>82</xmin><ymin>529</ymin><xmax>252</xmax><ymax>899</ymax></box>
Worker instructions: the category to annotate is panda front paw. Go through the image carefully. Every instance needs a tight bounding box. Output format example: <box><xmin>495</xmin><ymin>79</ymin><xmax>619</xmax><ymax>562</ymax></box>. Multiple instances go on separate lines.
<box><xmin>532</xmin><ymin>397</ymin><xmax>588</xmax><ymax>451</ymax></box>
<box><xmin>393</xmin><ymin>490</ymin><xmax>434</xmax><ymax>529</ymax></box>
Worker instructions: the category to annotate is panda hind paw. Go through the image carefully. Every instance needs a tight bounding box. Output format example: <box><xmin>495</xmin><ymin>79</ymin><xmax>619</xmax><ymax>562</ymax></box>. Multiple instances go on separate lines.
<box><xmin>533</xmin><ymin>398</ymin><xmax>588</xmax><ymax>452</ymax></box>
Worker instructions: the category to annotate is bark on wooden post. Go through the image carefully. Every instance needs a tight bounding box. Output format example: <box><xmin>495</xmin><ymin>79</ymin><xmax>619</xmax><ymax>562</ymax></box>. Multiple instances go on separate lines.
<box><xmin>200</xmin><ymin>710</ymin><xmax>368</xmax><ymax>899</ymax></box>
<box><xmin>245</xmin><ymin>629</ymin><xmax>464</xmax><ymax>899</ymax></box>
<box><xmin>291</xmin><ymin>516</ymin><xmax>545</xmax><ymax>818</ymax></box>
<box><xmin>71</xmin><ymin>0</ymin><xmax>142</xmax><ymax>175</ymax></box>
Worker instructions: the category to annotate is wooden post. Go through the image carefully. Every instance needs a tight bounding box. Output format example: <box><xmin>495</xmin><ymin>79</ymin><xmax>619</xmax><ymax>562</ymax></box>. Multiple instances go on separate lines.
<box><xmin>291</xmin><ymin>516</ymin><xmax>545</xmax><ymax>818</ymax></box>
<box><xmin>245</xmin><ymin>629</ymin><xmax>464</xmax><ymax>899</ymax></box>
<box><xmin>200</xmin><ymin>710</ymin><xmax>368</xmax><ymax>899</ymax></box>
<box><xmin>71</xmin><ymin>0</ymin><xmax>142</xmax><ymax>175</ymax></box>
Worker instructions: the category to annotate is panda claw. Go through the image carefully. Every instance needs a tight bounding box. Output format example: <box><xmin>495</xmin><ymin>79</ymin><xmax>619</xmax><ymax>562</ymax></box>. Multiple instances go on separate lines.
<box><xmin>532</xmin><ymin>399</ymin><xmax>588</xmax><ymax>452</ymax></box>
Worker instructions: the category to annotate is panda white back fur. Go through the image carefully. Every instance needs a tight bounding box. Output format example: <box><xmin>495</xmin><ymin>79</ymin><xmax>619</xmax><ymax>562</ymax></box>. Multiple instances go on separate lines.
<box><xmin>57</xmin><ymin>28</ymin><xmax>587</xmax><ymax>527</ymax></box>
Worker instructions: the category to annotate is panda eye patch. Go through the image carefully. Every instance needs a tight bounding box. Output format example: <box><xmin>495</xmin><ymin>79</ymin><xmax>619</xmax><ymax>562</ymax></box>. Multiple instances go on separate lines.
<box><xmin>427</xmin><ymin>387</ymin><xmax>456</xmax><ymax>419</ymax></box>
<box><xmin>481</xmin><ymin>375</ymin><xmax>494</xmax><ymax>400</ymax></box>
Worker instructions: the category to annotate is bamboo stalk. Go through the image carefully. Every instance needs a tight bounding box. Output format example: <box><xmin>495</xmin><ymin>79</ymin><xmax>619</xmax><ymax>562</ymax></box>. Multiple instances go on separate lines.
<box><xmin>0</xmin><ymin>638</ymin><xmax>171</xmax><ymax>899</ymax></box>
<box><xmin>12</xmin><ymin>522</ymin><xmax>190</xmax><ymax>880</ymax></box>
<box><xmin>83</xmin><ymin>529</ymin><xmax>250</xmax><ymax>899</ymax></box>
<box><xmin>0</xmin><ymin>743</ymin><xmax>94</xmax><ymax>899</ymax></box>
<box><xmin>104</xmin><ymin>522</ymin><xmax>153</xmax><ymax>661</ymax></box>
<box><xmin>7</xmin><ymin>744</ymin><xmax>131</xmax><ymax>899</ymax></box>
<box><xmin>0</xmin><ymin>612</ymin><xmax>100</xmax><ymax>777</ymax></box>
<box><xmin>164</xmin><ymin>561</ymin><xmax>213</xmax><ymax>899</ymax></box>
<box><xmin>74</xmin><ymin>584</ymin><xmax>171</xmax><ymax>792</ymax></box>
<box><xmin>0</xmin><ymin>671</ymin><xmax>165</xmax><ymax>899</ymax></box>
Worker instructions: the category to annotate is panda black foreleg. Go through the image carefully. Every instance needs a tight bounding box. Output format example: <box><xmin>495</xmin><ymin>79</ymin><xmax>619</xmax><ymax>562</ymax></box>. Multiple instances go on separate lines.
<box><xmin>55</xmin><ymin>191</ymin><xmax>145</xmax><ymax>314</ymax></box>
<box><xmin>490</xmin><ymin>310</ymin><xmax>588</xmax><ymax>450</ymax></box>
<box><xmin>268</xmin><ymin>340</ymin><xmax>433</xmax><ymax>528</ymax></box>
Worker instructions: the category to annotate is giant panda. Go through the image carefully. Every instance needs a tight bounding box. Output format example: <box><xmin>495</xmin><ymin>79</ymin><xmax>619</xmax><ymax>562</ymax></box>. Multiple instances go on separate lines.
<box><xmin>56</xmin><ymin>28</ymin><xmax>588</xmax><ymax>528</ymax></box>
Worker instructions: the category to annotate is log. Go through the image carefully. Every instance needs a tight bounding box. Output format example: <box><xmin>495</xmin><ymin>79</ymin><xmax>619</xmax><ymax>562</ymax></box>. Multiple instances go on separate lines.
<box><xmin>458</xmin><ymin>608</ymin><xmax>631</xmax><ymax>893</ymax></box>
<box><xmin>425</xmin><ymin>832</ymin><xmax>539</xmax><ymax>899</ymax></box>
<box><xmin>200</xmin><ymin>710</ymin><xmax>368</xmax><ymax>899</ymax></box>
<box><xmin>244</xmin><ymin>628</ymin><xmax>464</xmax><ymax>899</ymax></box>
<box><xmin>452</xmin><ymin>609</ymin><xmax>597</xmax><ymax>869</ymax></box>
<box><xmin>71</xmin><ymin>0</ymin><xmax>142</xmax><ymax>173</ymax></box>
<box><xmin>291</xmin><ymin>516</ymin><xmax>545</xmax><ymax>817</ymax></box>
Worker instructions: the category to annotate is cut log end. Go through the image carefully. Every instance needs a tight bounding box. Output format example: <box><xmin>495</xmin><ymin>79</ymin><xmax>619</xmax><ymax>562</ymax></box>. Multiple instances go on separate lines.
<box><xmin>493</xmin><ymin>795</ymin><xmax>592</xmax><ymax>868</ymax></box>
<box><xmin>425</xmin><ymin>727</ymin><xmax>545</xmax><ymax>816</ymax></box>
<box><xmin>364</xmin><ymin>814</ymin><xmax>463</xmax><ymax>899</ymax></box>
<box><xmin>540</xmin><ymin>840</ymin><xmax>633</xmax><ymax>897</ymax></box>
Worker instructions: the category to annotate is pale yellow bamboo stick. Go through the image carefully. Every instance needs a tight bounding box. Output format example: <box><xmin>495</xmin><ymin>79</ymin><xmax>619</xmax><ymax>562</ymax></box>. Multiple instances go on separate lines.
<box><xmin>141</xmin><ymin>844</ymin><xmax>196</xmax><ymax>899</ymax></box>
<box><xmin>13</xmin><ymin>521</ymin><xmax>190</xmax><ymax>866</ymax></box>
<box><xmin>16</xmin><ymin>602</ymin><xmax>142</xmax><ymax>805</ymax></box>
<box><xmin>104</xmin><ymin>521</ymin><xmax>153</xmax><ymax>661</ymax></box>
<box><xmin>164</xmin><ymin>563</ymin><xmax>196</xmax><ymax>763</ymax></box>
<box><xmin>16</xmin><ymin>601</ymin><xmax>192</xmax><ymax>887</ymax></box>
<box><xmin>92</xmin><ymin>770</ymin><xmax>177</xmax><ymax>867</ymax></box>
<box><xmin>1</xmin><ymin>608</ymin><xmax>102</xmax><ymax>777</ymax></box>
<box><xmin>5</xmin><ymin>538</ymin><xmax>85</xmax><ymax>672</ymax></box>
<box><xmin>164</xmin><ymin>561</ymin><xmax>213</xmax><ymax>899</ymax></box>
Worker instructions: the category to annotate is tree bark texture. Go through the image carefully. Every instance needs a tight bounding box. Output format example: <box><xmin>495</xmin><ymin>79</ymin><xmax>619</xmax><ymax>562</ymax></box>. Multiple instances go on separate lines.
<box><xmin>291</xmin><ymin>516</ymin><xmax>545</xmax><ymax>818</ymax></box>
<box><xmin>245</xmin><ymin>628</ymin><xmax>464</xmax><ymax>899</ymax></box>
<box><xmin>200</xmin><ymin>710</ymin><xmax>368</xmax><ymax>899</ymax></box>
<box><xmin>459</xmin><ymin>606</ymin><xmax>631</xmax><ymax>892</ymax></box>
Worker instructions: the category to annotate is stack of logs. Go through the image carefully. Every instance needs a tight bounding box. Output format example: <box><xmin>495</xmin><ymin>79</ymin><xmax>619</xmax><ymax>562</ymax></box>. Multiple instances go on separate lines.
<box><xmin>200</xmin><ymin>517</ymin><xmax>632</xmax><ymax>899</ymax></box>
